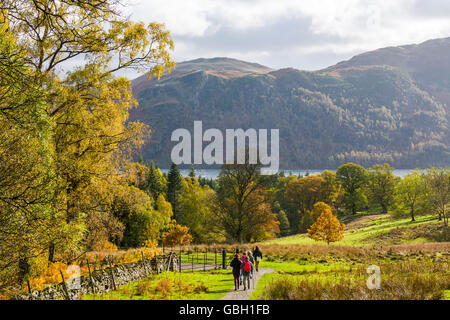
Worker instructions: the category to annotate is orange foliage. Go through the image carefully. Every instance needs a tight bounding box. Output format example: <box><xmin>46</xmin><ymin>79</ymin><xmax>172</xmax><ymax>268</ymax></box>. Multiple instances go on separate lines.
<box><xmin>90</xmin><ymin>240</ymin><xmax>118</xmax><ymax>253</ymax></box>
<box><xmin>29</xmin><ymin>262</ymin><xmax>76</xmax><ymax>290</ymax></box>
<box><xmin>308</xmin><ymin>207</ymin><xmax>345</xmax><ymax>244</ymax></box>
<box><xmin>311</xmin><ymin>202</ymin><xmax>333</xmax><ymax>220</ymax></box>
<box><xmin>163</xmin><ymin>225</ymin><xmax>193</xmax><ymax>247</ymax></box>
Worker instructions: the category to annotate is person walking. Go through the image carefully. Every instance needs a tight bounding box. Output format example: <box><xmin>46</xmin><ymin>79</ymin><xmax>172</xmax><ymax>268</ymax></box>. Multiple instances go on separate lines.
<box><xmin>239</xmin><ymin>252</ymin><xmax>246</xmax><ymax>285</ymax></box>
<box><xmin>229</xmin><ymin>254</ymin><xmax>243</xmax><ymax>291</ymax></box>
<box><xmin>242</xmin><ymin>256</ymin><xmax>253</xmax><ymax>291</ymax></box>
<box><xmin>253</xmin><ymin>246</ymin><xmax>263</xmax><ymax>272</ymax></box>
<box><xmin>247</xmin><ymin>251</ymin><xmax>255</xmax><ymax>278</ymax></box>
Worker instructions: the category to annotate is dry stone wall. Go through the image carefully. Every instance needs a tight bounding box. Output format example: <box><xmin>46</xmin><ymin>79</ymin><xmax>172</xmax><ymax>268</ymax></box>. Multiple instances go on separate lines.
<box><xmin>14</xmin><ymin>253</ymin><xmax>179</xmax><ymax>300</ymax></box>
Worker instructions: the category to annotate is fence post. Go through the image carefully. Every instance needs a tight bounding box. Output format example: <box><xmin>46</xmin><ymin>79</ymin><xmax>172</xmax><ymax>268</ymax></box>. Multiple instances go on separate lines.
<box><xmin>215</xmin><ymin>249</ymin><xmax>217</xmax><ymax>269</ymax></box>
<box><xmin>191</xmin><ymin>251</ymin><xmax>194</xmax><ymax>273</ymax></box>
<box><xmin>27</xmin><ymin>280</ymin><xmax>31</xmax><ymax>294</ymax></box>
<box><xmin>59</xmin><ymin>270</ymin><xmax>71</xmax><ymax>300</ymax></box>
<box><xmin>141</xmin><ymin>251</ymin><xmax>148</xmax><ymax>276</ymax></box>
<box><xmin>166</xmin><ymin>252</ymin><xmax>173</xmax><ymax>272</ymax></box>
<box><xmin>222</xmin><ymin>249</ymin><xmax>226</xmax><ymax>269</ymax></box>
<box><xmin>109</xmin><ymin>262</ymin><xmax>117</xmax><ymax>291</ymax></box>
<box><xmin>179</xmin><ymin>247</ymin><xmax>182</xmax><ymax>272</ymax></box>
<box><xmin>203</xmin><ymin>249</ymin><xmax>206</xmax><ymax>271</ymax></box>
<box><xmin>87</xmin><ymin>259</ymin><xmax>96</xmax><ymax>294</ymax></box>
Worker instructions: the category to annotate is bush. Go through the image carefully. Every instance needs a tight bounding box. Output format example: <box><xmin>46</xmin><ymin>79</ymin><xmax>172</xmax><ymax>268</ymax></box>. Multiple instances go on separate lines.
<box><xmin>260</xmin><ymin>261</ymin><xmax>450</xmax><ymax>300</ymax></box>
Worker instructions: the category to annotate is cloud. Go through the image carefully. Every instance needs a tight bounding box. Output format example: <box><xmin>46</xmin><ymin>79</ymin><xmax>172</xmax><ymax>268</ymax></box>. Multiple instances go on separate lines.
<box><xmin>122</xmin><ymin>0</ymin><xmax>450</xmax><ymax>77</ymax></box>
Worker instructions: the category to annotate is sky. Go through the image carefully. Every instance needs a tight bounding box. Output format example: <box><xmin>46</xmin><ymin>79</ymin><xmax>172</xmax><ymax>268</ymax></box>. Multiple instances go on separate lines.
<box><xmin>121</xmin><ymin>0</ymin><xmax>450</xmax><ymax>79</ymax></box>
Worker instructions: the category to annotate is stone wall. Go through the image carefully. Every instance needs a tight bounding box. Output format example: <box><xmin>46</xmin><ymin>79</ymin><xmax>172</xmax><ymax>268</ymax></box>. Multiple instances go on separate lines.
<box><xmin>14</xmin><ymin>253</ymin><xmax>179</xmax><ymax>300</ymax></box>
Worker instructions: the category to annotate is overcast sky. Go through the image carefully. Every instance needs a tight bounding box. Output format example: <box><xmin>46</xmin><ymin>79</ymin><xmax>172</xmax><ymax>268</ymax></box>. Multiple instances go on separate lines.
<box><xmin>121</xmin><ymin>0</ymin><xmax>450</xmax><ymax>78</ymax></box>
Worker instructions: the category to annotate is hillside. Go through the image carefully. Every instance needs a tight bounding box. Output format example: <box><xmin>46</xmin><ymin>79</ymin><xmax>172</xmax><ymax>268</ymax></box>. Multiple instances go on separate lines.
<box><xmin>323</xmin><ymin>37</ymin><xmax>450</xmax><ymax>110</ymax></box>
<box><xmin>130</xmin><ymin>40</ymin><xmax>450</xmax><ymax>169</ymax></box>
<box><xmin>261</xmin><ymin>214</ymin><xmax>443</xmax><ymax>246</ymax></box>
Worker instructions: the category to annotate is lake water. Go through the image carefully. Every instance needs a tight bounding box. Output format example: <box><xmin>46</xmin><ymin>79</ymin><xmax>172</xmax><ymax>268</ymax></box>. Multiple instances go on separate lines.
<box><xmin>160</xmin><ymin>168</ymin><xmax>414</xmax><ymax>180</ymax></box>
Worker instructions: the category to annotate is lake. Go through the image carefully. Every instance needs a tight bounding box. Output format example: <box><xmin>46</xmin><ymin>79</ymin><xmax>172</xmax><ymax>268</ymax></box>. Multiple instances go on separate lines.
<box><xmin>160</xmin><ymin>168</ymin><xmax>415</xmax><ymax>180</ymax></box>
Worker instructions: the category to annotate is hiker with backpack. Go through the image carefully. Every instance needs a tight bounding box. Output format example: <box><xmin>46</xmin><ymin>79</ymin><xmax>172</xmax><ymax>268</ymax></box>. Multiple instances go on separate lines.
<box><xmin>247</xmin><ymin>251</ymin><xmax>255</xmax><ymax>278</ymax></box>
<box><xmin>229</xmin><ymin>254</ymin><xmax>243</xmax><ymax>291</ymax></box>
<box><xmin>239</xmin><ymin>252</ymin><xmax>246</xmax><ymax>285</ymax></box>
<box><xmin>253</xmin><ymin>246</ymin><xmax>263</xmax><ymax>272</ymax></box>
<box><xmin>242</xmin><ymin>256</ymin><xmax>253</xmax><ymax>291</ymax></box>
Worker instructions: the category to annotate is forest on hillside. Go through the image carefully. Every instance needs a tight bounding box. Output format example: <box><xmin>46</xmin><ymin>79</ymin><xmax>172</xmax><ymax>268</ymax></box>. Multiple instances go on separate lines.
<box><xmin>131</xmin><ymin>56</ymin><xmax>449</xmax><ymax>169</ymax></box>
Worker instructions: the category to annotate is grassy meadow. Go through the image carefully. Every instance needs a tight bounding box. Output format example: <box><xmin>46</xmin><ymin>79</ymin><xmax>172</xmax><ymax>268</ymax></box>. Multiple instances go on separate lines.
<box><xmin>85</xmin><ymin>211</ymin><xmax>449</xmax><ymax>300</ymax></box>
<box><xmin>82</xmin><ymin>269</ymin><xmax>233</xmax><ymax>300</ymax></box>
<box><xmin>262</xmin><ymin>213</ymin><xmax>442</xmax><ymax>246</ymax></box>
<box><xmin>249</xmin><ymin>212</ymin><xmax>449</xmax><ymax>300</ymax></box>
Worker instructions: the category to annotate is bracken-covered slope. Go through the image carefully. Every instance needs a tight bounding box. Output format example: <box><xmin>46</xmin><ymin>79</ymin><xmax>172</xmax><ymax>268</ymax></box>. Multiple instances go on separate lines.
<box><xmin>130</xmin><ymin>42</ymin><xmax>449</xmax><ymax>169</ymax></box>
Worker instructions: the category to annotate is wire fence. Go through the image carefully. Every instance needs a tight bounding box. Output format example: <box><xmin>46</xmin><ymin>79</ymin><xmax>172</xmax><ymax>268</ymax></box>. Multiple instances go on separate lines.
<box><xmin>162</xmin><ymin>247</ymin><xmax>254</xmax><ymax>273</ymax></box>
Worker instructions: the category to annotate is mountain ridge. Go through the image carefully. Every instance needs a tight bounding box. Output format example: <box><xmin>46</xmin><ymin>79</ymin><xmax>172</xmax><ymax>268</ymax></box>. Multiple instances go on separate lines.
<box><xmin>130</xmin><ymin>38</ymin><xmax>449</xmax><ymax>169</ymax></box>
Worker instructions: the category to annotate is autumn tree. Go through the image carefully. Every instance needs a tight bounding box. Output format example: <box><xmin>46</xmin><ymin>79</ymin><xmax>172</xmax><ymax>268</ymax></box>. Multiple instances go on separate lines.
<box><xmin>311</xmin><ymin>202</ymin><xmax>333</xmax><ymax>220</ymax></box>
<box><xmin>0</xmin><ymin>22</ymin><xmax>56</xmax><ymax>285</ymax></box>
<box><xmin>285</xmin><ymin>175</ymin><xmax>328</xmax><ymax>215</ymax></box>
<box><xmin>336</xmin><ymin>163</ymin><xmax>368</xmax><ymax>214</ymax></box>
<box><xmin>367</xmin><ymin>164</ymin><xmax>397</xmax><ymax>213</ymax></box>
<box><xmin>124</xmin><ymin>162</ymin><xmax>151</xmax><ymax>191</ymax></box>
<box><xmin>0</xmin><ymin>0</ymin><xmax>175</xmax><ymax>279</ymax></box>
<box><xmin>112</xmin><ymin>167</ymin><xmax>173</xmax><ymax>248</ymax></box>
<box><xmin>308</xmin><ymin>207</ymin><xmax>345</xmax><ymax>244</ymax></box>
<box><xmin>298</xmin><ymin>202</ymin><xmax>333</xmax><ymax>233</ymax></box>
<box><xmin>163</xmin><ymin>225</ymin><xmax>193</xmax><ymax>247</ymax></box>
<box><xmin>179</xmin><ymin>178</ymin><xmax>224</xmax><ymax>243</ymax></box>
<box><xmin>285</xmin><ymin>175</ymin><xmax>330</xmax><ymax>232</ymax></box>
<box><xmin>214</xmin><ymin>161</ymin><xmax>279</xmax><ymax>243</ymax></box>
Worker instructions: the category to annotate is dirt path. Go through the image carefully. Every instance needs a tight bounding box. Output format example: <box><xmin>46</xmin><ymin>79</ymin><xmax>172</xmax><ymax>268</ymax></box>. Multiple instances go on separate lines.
<box><xmin>179</xmin><ymin>262</ymin><xmax>217</xmax><ymax>271</ymax></box>
<box><xmin>221</xmin><ymin>268</ymin><xmax>274</xmax><ymax>300</ymax></box>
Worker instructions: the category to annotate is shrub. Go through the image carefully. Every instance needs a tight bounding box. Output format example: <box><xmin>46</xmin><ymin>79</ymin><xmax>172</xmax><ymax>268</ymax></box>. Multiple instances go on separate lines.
<box><xmin>260</xmin><ymin>261</ymin><xmax>450</xmax><ymax>300</ymax></box>
<box><xmin>155</xmin><ymin>278</ymin><xmax>172</xmax><ymax>297</ymax></box>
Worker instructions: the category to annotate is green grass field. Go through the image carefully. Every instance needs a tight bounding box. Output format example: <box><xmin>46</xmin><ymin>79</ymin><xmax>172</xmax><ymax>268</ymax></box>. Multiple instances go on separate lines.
<box><xmin>251</xmin><ymin>257</ymin><xmax>450</xmax><ymax>300</ymax></box>
<box><xmin>261</xmin><ymin>214</ymin><xmax>441</xmax><ymax>246</ymax></box>
<box><xmin>81</xmin><ymin>213</ymin><xmax>449</xmax><ymax>301</ymax></box>
<box><xmin>82</xmin><ymin>269</ymin><xmax>234</xmax><ymax>300</ymax></box>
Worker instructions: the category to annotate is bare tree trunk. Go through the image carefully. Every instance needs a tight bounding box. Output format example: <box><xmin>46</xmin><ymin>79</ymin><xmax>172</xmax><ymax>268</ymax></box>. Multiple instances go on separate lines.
<box><xmin>48</xmin><ymin>242</ymin><xmax>56</xmax><ymax>263</ymax></box>
<box><xmin>18</xmin><ymin>255</ymin><xmax>30</xmax><ymax>285</ymax></box>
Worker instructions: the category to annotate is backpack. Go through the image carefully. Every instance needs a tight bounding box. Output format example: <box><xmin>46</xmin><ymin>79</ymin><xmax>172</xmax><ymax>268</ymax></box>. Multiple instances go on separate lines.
<box><xmin>244</xmin><ymin>261</ymin><xmax>251</xmax><ymax>273</ymax></box>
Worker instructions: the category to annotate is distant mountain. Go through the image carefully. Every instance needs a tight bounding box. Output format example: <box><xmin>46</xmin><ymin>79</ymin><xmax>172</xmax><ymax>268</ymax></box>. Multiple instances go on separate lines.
<box><xmin>323</xmin><ymin>37</ymin><xmax>450</xmax><ymax>112</ymax></box>
<box><xmin>132</xmin><ymin>57</ymin><xmax>273</xmax><ymax>96</ymax></box>
<box><xmin>130</xmin><ymin>40</ymin><xmax>449</xmax><ymax>169</ymax></box>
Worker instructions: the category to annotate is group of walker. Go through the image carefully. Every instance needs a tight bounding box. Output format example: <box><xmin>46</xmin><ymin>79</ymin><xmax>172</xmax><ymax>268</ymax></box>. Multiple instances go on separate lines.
<box><xmin>229</xmin><ymin>246</ymin><xmax>263</xmax><ymax>291</ymax></box>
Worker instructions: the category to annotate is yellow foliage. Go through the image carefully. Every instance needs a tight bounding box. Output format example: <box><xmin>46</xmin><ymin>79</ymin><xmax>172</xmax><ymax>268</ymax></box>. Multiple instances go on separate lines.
<box><xmin>29</xmin><ymin>262</ymin><xmax>75</xmax><ymax>291</ymax></box>
<box><xmin>155</xmin><ymin>278</ymin><xmax>172</xmax><ymax>297</ymax></box>
<box><xmin>311</xmin><ymin>202</ymin><xmax>333</xmax><ymax>220</ymax></box>
<box><xmin>90</xmin><ymin>240</ymin><xmax>118</xmax><ymax>253</ymax></box>
<box><xmin>141</xmin><ymin>240</ymin><xmax>161</xmax><ymax>259</ymax></box>
<box><xmin>163</xmin><ymin>225</ymin><xmax>193</xmax><ymax>247</ymax></box>
<box><xmin>308</xmin><ymin>208</ymin><xmax>345</xmax><ymax>245</ymax></box>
